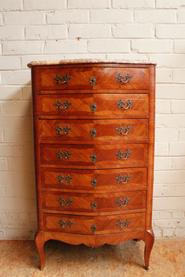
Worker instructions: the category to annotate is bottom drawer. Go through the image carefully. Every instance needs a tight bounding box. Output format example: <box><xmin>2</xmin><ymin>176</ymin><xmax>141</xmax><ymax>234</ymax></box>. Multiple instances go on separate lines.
<box><xmin>43</xmin><ymin>212</ymin><xmax>145</xmax><ymax>235</ymax></box>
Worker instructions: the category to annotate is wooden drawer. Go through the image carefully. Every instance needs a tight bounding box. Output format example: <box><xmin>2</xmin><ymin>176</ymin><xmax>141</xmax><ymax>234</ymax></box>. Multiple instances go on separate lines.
<box><xmin>43</xmin><ymin>212</ymin><xmax>145</xmax><ymax>234</ymax></box>
<box><xmin>38</xmin><ymin>119</ymin><xmax>148</xmax><ymax>143</ymax></box>
<box><xmin>42</xmin><ymin>191</ymin><xmax>146</xmax><ymax>213</ymax></box>
<box><xmin>41</xmin><ymin>168</ymin><xmax>147</xmax><ymax>192</ymax></box>
<box><xmin>36</xmin><ymin>94</ymin><xmax>149</xmax><ymax>118</ymax></box>
<box><xmin>40</xmin><ymin>143</ymin><xmax>148</xmax><ymax>168</ymax></box>
<box><xmin>36</xmin><ymin>67</ymin><xmax>150</xmax><ymax>90</ymax></box>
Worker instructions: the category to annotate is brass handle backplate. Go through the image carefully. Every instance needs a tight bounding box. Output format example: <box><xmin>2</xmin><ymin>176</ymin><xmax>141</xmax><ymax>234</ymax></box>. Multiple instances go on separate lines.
<box><xmin>115</xmin><ymin>197</ymin><xmax>129</xmax><ymax>207</ymax></box>
<box><xmin>116</xmin><ymin>175</ymin><xmax>130</xmax><ymax>184</ymax></box>
<box><xmin>115</xmin><ymin>73</ymin><xmax>132</xmax><ymax>84</ymax></box>
<box><xmin>58</xmin><ymin>197</ymin><xmax>73</xmax><ymax>207</ymax></box>
<box><xmin>54</xmin><ymin>74</ymin><xmax>71</xmax><ymax>85</ymax></box>
<box><xmin>54</xmin><ymin>100</ymin><xmax>71</xmax><ymax>111</ymax></box>
<box><xmin>56</xmin><ymin>150</ymin><xmax>71</xmax><ymax>160</ymax></box>
<box><xmin>56</xmin><ymin>126</ymin><xmax>71</xmax><ymax>136</ymax></box>
<box><xmin>116</xmin><ymin>219</ymin><xmax>129</xmax><ymax>229</ymax></box>
<box><xmin>115</xmin><ymin>126</ymin><xmax>131</xmax><ymax>136</ymax></box>
<box><xmin>117</xmin><ymin>99</ymin><xmax>133</xmax><ymax>110</ymax></box>
<box><xmin>116</xmin><ymin>149</ymin><xmax>131</xmax><ymax>160</ymax></box>
<box><xmin>58</xmin><ymin>219</ymin><xmax>74</xmax><ymax>229</ymax></box>
<box><xmin>56</xmin><ymin>175</ymin><xmax>72</xmax><ymax>184</ymax></box>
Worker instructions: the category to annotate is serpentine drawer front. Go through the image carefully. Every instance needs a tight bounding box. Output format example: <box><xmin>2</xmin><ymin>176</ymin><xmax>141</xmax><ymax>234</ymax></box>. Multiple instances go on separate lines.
<box><xmin>36</xmin><ymin>94</ymin><xmax>149</xmax><ymax>118</ymax></box>
<box><xmin>40</xmin><ymin>143</ymin><xmax>148</xmax><ymax>168</ymax></box>
<box><xmin>38</xmin><ymin>119</ymin><xmax>148</xmax><ymax>143</ymax></box>
<box><xmin>42</xmin><ymin>191</ymin><xmax>146</xmax><ymax>213</ymax></box>
<box><xmin>41</xmin><ymin>168</ymin><xmax>147</xmax><ymax>192</ymax></box>
<box><xmin>28</xmin><ymin>61</ymin><xmax>155</xmax><ymax>270</ymax></box>
<box><xmin>35</xmin><ymin>67</ymin><xmax>150</xmax><ymax>90</ymax></box>
<box><xmin>43</xmin><ymin>212</ymin><xmax>146</xmax><ymax>235</ymax></box>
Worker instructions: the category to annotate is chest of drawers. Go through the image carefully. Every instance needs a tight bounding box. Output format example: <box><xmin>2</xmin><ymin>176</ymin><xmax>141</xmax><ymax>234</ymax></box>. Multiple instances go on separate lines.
<box><xmin>28</xmin><ymin>61</ymin><xmax>155</xmax><ymax>270</ymax></box>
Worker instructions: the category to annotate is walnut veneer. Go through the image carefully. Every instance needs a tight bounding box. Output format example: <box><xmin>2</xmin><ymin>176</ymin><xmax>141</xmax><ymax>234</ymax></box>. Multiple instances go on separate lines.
<box><xmin>28</xmin><ymin>61</ymin><xmax>155</xmax><ymax>270</ymax></box>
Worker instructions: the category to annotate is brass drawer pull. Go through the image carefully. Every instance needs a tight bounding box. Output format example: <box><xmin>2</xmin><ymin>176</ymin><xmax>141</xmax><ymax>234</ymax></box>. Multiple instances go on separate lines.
<box><xmin>58</xmin><ymin>197</ymin><xmax>73</xmax><ymax>207</ymax></box>
<box><xmin>56</xmin><ymin>150</ymin><xmax>71</xmax><ymax>160</ymax></box>
<box><xmin>116</xmin><ymin>175</ymin><xmax>130</xmax><ymax>184</ymax></box>
<box><xmin>90</xmin><ymin>201</ymin><xmax>97</xmax><ymax>210</ymax></box>
<box><xmin>54</xmin><ymin>100</ymin><xmax>71</xmax><ymax>111</ymax></box>
<box><xmin>116</xmin><ymin>219</ymin><xmax>129</xmax><ymax>229</ymax></box>
<box><xmin>116</xmin><ymin>149</ymin><xmax>131</xmax><ymax>160</ymax></box>
<box><xmin>90</xmin><ymin>103</ymin><xmax>97</xmax><ymax>112</ymax></box>
<box><xmin>115</xmin><ymin>73</ymin><xmax>132</xmax><ymax>84</ymax></box>
<box><xmin>54</xmin><ymin>74</ymin><xmax>71</xmax><ymax>85</ymax></box>
<box><xmin>91</xmin><ymin>178</ymin><xmax>97</xmax><ymax>188</ymax></box>
<box><xmin>90</xmin><ymin>224</ymin><xmax>96</xmax><ymax>233</ymax></box>
<box><xmin>90</xmin><ymin>153</ymin><xmax>97</xmax><ymax>163</ymax></box>
<box><xmin>117</xmin><ymin>99</ymin><xmax>133</xmax><ymax>110</ymax></box>
<box><xmin>56</xmin><ymin>175</ymin><xmax>72</xmax><ymax>184</ymax></box>
<box><xmin>89</xmin><ymin>76</ymin><xmax>96</xmax><ymax>86</ymax></box>
<box><xmin>115</xmin><ymin>126</ymin><xmax>131</xmax><ymax>136</ymax></box>
<box><xmin>90</xmin><ymin>128</ymin><xmax>97</xmax><ymax>138</ymax></box>
<box><xmin>115</xmin><ymin>197</ymin><xmax>129</xmax><ymax>207</ymax></box>
<box><xmin>56</xmin><ymin>126</ymin><xmax>71</xmax><ymax>136</ymax></box>
<box><xmin>58</xmin><ymin>219</ymin><xmax>74</xmax><ymax>229</ymax></box>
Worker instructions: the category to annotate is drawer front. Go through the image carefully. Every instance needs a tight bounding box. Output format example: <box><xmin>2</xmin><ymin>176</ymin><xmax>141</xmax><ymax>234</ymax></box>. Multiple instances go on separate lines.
<box><xmin>42</xmin><ymin>191</ymin><xmax>146</xmax><ymax>213</ymax></box>
<box><xmin>36</xmin><ymin>94</ymin><xmax>149</xmax><ymax>118</ymax></box>
<box><xmin>37</xmin><ymin>67</ymin><xmax>149</xmax><ymax>90</ymax></box>
<box><xmin>43</xmin><ymin>212</ymin><xmax>145</xmax><ymax>234</ymax></box>
<box><xmin>40</xmin><ymin>144</ymin><xmax>148</xmax><ymax>168</ymax></box>
<box><xmin>42</xmin><ymin>168</ymin><xmax>147</xmax><ymax>192</ymax></box>
<box><xmin>38</xmin><ymin>119</ymin><xmax>148</xmax><ymax>143</ymax></box>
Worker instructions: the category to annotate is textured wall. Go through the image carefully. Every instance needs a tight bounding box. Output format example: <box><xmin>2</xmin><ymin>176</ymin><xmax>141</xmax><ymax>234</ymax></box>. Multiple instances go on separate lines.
<box><xmin>0</xmin><ymin>0</ymin><xmax>185</xmax><ymax>239</ymax></box>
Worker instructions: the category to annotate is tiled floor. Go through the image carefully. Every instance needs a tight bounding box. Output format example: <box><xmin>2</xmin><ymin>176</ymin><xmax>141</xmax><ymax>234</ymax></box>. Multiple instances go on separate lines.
<box><xmin>0</xmin><ymin>239</ymin><xmax>184</xmax><ymax>277</ymax></box>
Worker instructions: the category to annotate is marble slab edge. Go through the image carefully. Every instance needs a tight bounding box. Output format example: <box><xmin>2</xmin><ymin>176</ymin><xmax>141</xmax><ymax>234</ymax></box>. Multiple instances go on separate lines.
<box><xmin>27</xmin><ymin>59</ymin><xmax>156</xmax><ymax>67</ymax></box>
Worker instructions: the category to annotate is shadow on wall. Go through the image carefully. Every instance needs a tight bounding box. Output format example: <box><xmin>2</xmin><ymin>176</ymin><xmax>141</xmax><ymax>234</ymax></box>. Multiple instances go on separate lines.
<box><xmin>0</xmin><ymin>82</ymin><xmax>37</xmax><ymax>240</ymax></box>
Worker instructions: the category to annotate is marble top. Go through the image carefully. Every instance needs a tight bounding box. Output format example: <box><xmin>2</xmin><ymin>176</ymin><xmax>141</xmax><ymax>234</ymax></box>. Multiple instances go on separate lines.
<box><xmin>27</xmin><ymin>59</ymin><xmax>156</xmax><ymax>67</ymax></box>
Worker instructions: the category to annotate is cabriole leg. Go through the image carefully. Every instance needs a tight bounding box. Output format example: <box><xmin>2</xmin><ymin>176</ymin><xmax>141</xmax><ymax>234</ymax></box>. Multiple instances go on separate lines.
<box><xmin>144</xmin><ymin>229</ymin><xmax>154</xmax><ymax>270</ymax></box>
<box><xmin>35</xmin><ymin>231</ymin><xmax>46</xmax><ymax>270</ymax></box>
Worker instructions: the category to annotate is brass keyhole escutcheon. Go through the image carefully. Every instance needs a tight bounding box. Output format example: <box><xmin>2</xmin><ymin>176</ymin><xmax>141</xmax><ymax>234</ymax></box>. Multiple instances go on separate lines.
<box><xmin>91</xmin><ymin>178</ymin><xmax>97</xmax><ymax>188</ymax></box>
<box><xmin>90</xmin><ymin>224</ymin><xmax>96</xmax><ymax>233</ymax></box>
<box><xmin>90</xmin><ymin>128</ymin><xmax>97</xmax><ymax>138</ymax></box>
<box><xmin>90</xmin><ymin>201</ymin><xmax>97</xmax><ymax>210</ymax></box>
<box><xmin>89</xmin><ymin>76</ymin><xmax>96</xmax><ymax>86</ymax></box>
<box><xmin>90</xmin><ymin>153</ymin><xmax>97</xmax><ymax>163</ymax></box>
<box><xmin>90</xmin><ymin>103</ymin><xmax>97</xmax><ymax>112</ymax></box>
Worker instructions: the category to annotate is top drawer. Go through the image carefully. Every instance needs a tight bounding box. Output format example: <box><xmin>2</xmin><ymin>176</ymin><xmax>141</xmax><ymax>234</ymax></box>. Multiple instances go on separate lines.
<box><xmin>35</xmin><ymin>67</ymin><xmax>150</xmax><ymax>91</ymax></box>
